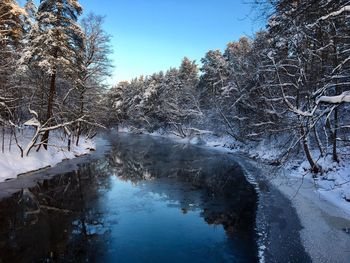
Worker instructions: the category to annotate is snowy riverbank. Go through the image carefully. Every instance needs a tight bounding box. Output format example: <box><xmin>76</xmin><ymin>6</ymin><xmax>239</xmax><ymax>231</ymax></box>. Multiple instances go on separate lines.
<box><xmin>0</xmin><ymin>130</ymin><xmax>95</xmax><ymax>182</ymax></box>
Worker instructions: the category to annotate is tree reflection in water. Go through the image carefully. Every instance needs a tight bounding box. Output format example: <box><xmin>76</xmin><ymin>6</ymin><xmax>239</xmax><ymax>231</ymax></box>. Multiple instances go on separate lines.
<box><xmin>0</xmin><ymin>133</ymin><xmax>258</xmax><ymax>262</ymax></box>
<box><xmin>106</xmin><ymin>134</ymin><xmax>258</xmax><ymax>240</ymax></box>
<box><xmin>0</xmin><ymin>161</ymin><xmax>112</xmax><ymax>262</ymax></box>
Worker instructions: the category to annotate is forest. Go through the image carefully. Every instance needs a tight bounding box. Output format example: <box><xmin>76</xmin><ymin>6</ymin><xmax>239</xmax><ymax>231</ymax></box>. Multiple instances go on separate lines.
<box><xmin>107</xmin><ymin>0</ymin><xmax>350</xmax><ymax>174</ymax></box>
<box><xmin>0</xmin><ymin>0</ymin><xmax>349</xmax><ymax>175</ymax></box>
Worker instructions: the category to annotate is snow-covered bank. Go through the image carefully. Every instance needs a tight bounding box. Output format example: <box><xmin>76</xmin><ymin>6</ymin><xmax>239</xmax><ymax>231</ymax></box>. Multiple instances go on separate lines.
<box><xmin>232</xmin><ymin>139</ymin><xmax>350</xmax><ymax>217</ymax></box>
<box><xmin>271</xmin><ymin>173</ymin><xmax>350</xmax><ymax>263</ymax></box>
<box><xmin>233</xmin><ymin>155</ymin><xmax>350</xmax><ymax>263</ymax></box>
<box><xmin>239</xmin><ymin>145</ymin><xmax>350</xmax><ymax>218</ymax></box>
<box><xmin>0</xmin><ymin>130</ymin><xmax>95</xmax><ymax>182</ymax></box>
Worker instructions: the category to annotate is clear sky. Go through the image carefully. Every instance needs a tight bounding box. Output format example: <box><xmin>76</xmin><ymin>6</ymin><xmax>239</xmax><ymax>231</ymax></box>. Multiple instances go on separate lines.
<box><xmin>24</xmin><ymin>0</ymin><xmax>263</xmax><ymax>84</ymax></box>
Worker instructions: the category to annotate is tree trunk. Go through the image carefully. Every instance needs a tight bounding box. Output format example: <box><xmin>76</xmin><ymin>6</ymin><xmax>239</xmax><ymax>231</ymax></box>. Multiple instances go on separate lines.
<box><xmin>332</xmin><ymin>107</ymin><xmax>339</xmax><ymax>162</ymax></box>
<box><xmin>1</xmin><ymin>126</ymin><xmax>4</xmax><ymax>154</ymax></box>
<box><xmin>76</xmin><ymin>91</ymin><xmax>84</xmax><ymax>146</ymax></box>
<box><xmin>301</xmin><ymin>125</ymin><xmax>320</xmax><ymax>174</ymax></box>
<box><xmin>313</xmin><ymin>125</ymin><xmax>324</xmax><ymax>157</ymax></box>
<box><xmin>9</xmin><ymin>130</ymin><xmax>13</xmax><ymax>152</ymax></box>
<box><xmin>68</xmin><ymin>135</ymin><xmax>71</xmax><ymax>151</ymax></box>
<box><xmin>12</xmin><ymin>127</ymin><xmax>23</xmax><ymax>158</ymax></box>
<box><xmin>331</xmin><ymin>27</ymin><xmax>340</xmax><ymax>163</ymax></box>
<box><xmin>41</xmin><ymin>72</ymin><xmax>56</xmax><ymax>150</ymax></box>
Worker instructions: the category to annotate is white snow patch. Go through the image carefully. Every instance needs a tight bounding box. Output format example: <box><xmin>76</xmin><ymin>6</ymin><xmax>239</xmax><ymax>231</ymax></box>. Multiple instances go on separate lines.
<box><xmin>259</xmin><ymin>245</ymin><xmax>266</xmax><ymax>263</ymax></box>
<box><xmin>0</xmin><ymin>128</ymin><xmax>95</xmax><ymax>182</ymax></box>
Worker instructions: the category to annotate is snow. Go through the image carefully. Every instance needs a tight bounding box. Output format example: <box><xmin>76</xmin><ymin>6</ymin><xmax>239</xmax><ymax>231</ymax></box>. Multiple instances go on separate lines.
<box><xmin>0</xmin><ymin>128</ymin><xmax>95</xmax><ymax>182</ymax></box>
<box><xmin>23</xmin><ymin>117</ymin><xmax>41</xmax><ymax>127</ymax></box>
<box><xmin>201</xmin><ymin>135</ymin><xmax>350</xmax><ymax>217</ymax></box>
<box><xmin>269</xmin><ymin>167</ymin><xmax>350</xmax><ymax>263</ymax></box>
<box><xmin>258</xmin><ymin>245</ymin><xmax>266</xmax><ymax>263</ymax></box>
<box><xmin>289</xmin><ymin>154</ymin><xmax>350</xmax><ymax>216</ymax></box>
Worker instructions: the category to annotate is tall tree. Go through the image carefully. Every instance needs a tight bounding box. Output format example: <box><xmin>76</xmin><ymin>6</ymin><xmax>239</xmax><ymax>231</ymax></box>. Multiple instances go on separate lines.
<box><xmin>21</xmin><ymin>0</ymin><xmax>84</xmax><ymax>149</ymax></box>
<box><xmin>76</xmin><ymin>13</ymin><xmax>113</xmax><ymax>145</ymax></box>
<box><xmin>0</xmin><ymin>0</ymin><xmax>26</xmax><ymax>152</ymax></box>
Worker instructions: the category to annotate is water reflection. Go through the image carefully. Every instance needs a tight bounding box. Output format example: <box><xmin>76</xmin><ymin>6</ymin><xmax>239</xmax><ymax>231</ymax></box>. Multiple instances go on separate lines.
<box><xmin>0</xmin><ymin>133</ymin><xmax>258</xmax><ymax>262</ymax></box>
<box><xmin>107</xmin><ymin>134</ymin><xmax>257</xmax><ymax>237</ymax></box>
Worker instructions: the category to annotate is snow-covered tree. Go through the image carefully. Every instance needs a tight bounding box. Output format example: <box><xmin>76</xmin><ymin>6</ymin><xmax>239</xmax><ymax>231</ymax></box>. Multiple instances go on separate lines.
<box><xmin>0</xmin><ymin>0</ymin><xmax>26</xmax><ymax>152</ymax></box>
<box><xmin>75</xmin><ymin>13</ymin><xmax>113</xmax><ymax>145</ymax></box>
<box><xmin>21</xmin><ymin>0</ymin><xmax>84</xmax><ymax>149</ymax></box>
<box><xmin>0</xmin><ymin>0</ymin><xmax>25</xmax><ymax>45</ymax></box>
<box><xmin>253</xmin><ymin>0</ymin><xmax>350</xmax><ymax>171</ymax></box>
<box><xmin>199</xmin><ymin>50</ymin><xmax>229</xmax><ymax>101</ymax></box>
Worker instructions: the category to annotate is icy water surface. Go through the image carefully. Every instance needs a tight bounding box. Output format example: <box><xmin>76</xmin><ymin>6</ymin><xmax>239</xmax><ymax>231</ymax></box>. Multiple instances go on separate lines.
<box><xmin>0</xmin><ymin>133</ymin><xmax>258</xmax><ymax>262</ymax></box>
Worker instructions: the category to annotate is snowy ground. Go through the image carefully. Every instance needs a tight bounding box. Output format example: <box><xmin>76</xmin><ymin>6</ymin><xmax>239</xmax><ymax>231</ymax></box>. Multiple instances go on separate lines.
<box><xmin>239</xmin><ymin>143</ymin><xmax>350</xmax><ymax>217</ymax></box>
<box><xmin>116</xmin><ymin>127</ymin><xmax>350</xmax><ymax>216</ymax></box>
<box><xmin>0</xmin><ymin>128</ymin><xmax>95</xmax><ymax>182</ymax></box>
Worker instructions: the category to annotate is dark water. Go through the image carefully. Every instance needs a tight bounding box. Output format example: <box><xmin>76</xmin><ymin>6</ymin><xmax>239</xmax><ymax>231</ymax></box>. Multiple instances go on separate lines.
<box><xmin>0</xmin><ymin>133</ymin><xmax>258</xmax><ymax>263</ymax></box>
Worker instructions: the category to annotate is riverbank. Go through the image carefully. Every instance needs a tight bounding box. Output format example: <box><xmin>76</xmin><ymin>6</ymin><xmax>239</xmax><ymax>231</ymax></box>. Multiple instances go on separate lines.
<box><xmin>234</xmin><ymin>155</ymin><xmax>350</xmax><ymax>263</ymax></box>
<box><xmin>0</xmin><ymin>135</ymin><xmax>109</xmax><ymax>200</ymax></box>
<box><xmin>271</xmin><ymin>172</ymin><xmax>350</xmax><ymax>263</ymax></box>
<box><xmin>0</xmin><ymin>131</ymin><xmax>96</xmax><ymax>182</ymax></box>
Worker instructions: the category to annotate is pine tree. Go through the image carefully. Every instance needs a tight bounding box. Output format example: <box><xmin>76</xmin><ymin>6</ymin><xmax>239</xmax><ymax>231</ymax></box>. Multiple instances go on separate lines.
<box><xmin>179</xmin><ymin>57</ymin><xmax>198</xmax><ymax>88</ymax></box>
<box><xmin>199</xmin><ymin>50</ymin><xmax>229</xmax><ymax>97</ymax></box>
<box><xmin>0</xmin><ymin>0</ymin><xmax>25</xmax><ymax>128</ymax></box>
<box><xmin>22</xmin><ymin>0</ymin><xmax>84</xmax><ymax>149</ymax></box>
<box><xmin>0</xmin><ymin>0</ymin><xmax>24</xmax><ymax>46</ymax></box>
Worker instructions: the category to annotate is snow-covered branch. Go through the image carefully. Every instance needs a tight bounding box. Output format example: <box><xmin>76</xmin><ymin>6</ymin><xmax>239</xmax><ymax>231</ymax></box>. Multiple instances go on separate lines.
<box><xmin>317</xmin><ymin>91</ymin><xmax>350</xmax><ymax>104</ymax></box>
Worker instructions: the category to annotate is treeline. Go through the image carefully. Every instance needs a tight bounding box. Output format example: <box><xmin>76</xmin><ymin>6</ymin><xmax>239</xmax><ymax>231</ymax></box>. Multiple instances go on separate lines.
<box><xmin>0</xmin><ymin>0</ymin><xmax>112</xmax><ymax>156</ymax></box>
<box><xmin>107</xmin><ymin>0</ymin><xmax>350</xmax><ymax>173</ymax></box>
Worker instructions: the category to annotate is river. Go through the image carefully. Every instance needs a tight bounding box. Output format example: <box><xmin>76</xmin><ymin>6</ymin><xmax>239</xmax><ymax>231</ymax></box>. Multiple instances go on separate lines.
<box><xmin>0</xmin><ymin>133</ymin><xmax>312</xmax><ymax>262</ymax></box>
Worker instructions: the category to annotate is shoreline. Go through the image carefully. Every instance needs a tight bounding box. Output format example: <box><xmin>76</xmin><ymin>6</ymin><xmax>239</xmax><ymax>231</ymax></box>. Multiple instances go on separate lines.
<box><xmin>271</xmin><ymin>174</ymin><xmax>350</xmax><ymax>263</ymax></box>
<box><xmin>235</xmin><ymin>154</ymin><xmax>350</xmax><ymax>263</ymax></box>
<box><xmin>0</xmin><ymin>136</ymin><xmax>109</xmax><ymax>200</ymax></box>
<box><xmin>0</xmin><ymin>132</ymin><xmax>97</xmax><ymax>183</ymax></box>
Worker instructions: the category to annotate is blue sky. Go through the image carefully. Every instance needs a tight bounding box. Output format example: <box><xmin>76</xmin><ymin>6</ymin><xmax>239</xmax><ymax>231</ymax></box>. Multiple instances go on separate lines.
<box><xmin>24</xmin><ymin>0</ymin><xmax>263</xmax><ymax>84</ymax></box>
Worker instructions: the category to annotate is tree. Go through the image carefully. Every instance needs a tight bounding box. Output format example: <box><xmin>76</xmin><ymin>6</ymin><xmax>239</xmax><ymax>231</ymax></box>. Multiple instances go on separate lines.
<box><xmin>76</xmin><ymin>13</ymin><xmax>113</xmax><ymax>145</ymax></box>
<box><xmin>104</xmin><ymin>0</ymin><xmax>350</xmax><ymax>174</ymax></box>
<box><xmin>0</xmin><ymin>0</ymin><xmax>25</xmax><ymax>114</ymax></box>
<box><xmin>0</xmin><ymin>0</ymin><xmax>24</xmax><ymax>45</ymax></box>
<box><xmin>0</xmin><ymin>0</ymin><xmax>26</xmax><ymax>153</ymax></box>
<box><xmin>21</xmin><ymin>0</ymin><xmax>84</xmax><ymax>150</ymax></box>
<box><xmin>257</xmin><ymin>0</ymin><xmax>350</xmax><ymax>171</ymax></box>
<box><xmin>199</xmin><ymin>50</ymin><xmax>229</xmax><ymax>101</ymax></box>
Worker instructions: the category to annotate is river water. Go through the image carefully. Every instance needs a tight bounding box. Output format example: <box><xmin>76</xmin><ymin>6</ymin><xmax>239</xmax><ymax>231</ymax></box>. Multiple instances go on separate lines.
<box><xmin>0</xmin><ymin>133</ymin><xmax>260</xmax><ymax>262</ymax></box>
